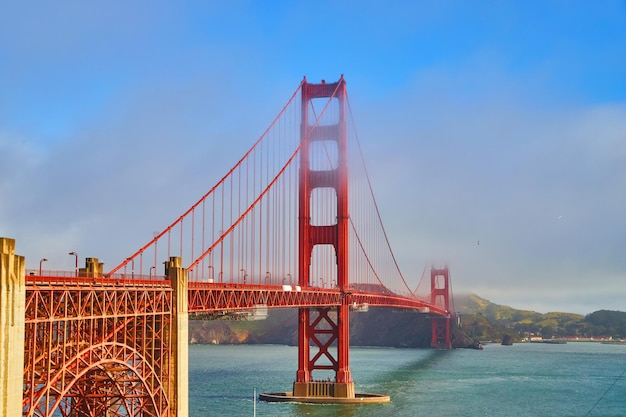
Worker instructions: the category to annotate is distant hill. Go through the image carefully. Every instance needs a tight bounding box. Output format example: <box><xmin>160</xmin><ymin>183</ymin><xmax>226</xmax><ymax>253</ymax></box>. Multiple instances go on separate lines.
<box><xmin>188</xmin><ymin>294</ymin><xmax>626</xmax><ymax>347</ymax></box>
<box><xmin>454</xmin><ymin>293</ymin><xmax>626</xmax><ymax>341</ymax></box>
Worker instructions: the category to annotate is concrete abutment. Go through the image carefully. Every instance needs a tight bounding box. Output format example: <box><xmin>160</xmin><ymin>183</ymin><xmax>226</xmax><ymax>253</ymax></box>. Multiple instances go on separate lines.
<box><xmin>0</xmin><ymin>237</ymin><xmax>26</xmax><ymax>417</ymax></box>
<box><xmin>166</xmin><ymin>256</ymin><xmax>189</xmax><ymax>417</ymax></box>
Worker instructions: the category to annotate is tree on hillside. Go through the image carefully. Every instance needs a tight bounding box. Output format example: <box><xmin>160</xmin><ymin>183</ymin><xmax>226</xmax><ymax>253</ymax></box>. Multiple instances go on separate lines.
<box><xmin>585</xmin><ymin>310</ymin><xmax>626</xmax><ymax>338</ymax></box>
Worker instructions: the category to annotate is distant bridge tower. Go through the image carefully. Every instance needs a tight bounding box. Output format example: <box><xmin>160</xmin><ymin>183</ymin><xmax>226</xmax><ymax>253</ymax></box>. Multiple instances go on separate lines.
<box><xmin>431</xmin><ymin>267</ymin><xmax>452</xmax><ymax>349</ymax></box>
<box><xmin>294</xmin><ymin>76</ymin><xmax>354</xmax><ymax>398</ymax></box>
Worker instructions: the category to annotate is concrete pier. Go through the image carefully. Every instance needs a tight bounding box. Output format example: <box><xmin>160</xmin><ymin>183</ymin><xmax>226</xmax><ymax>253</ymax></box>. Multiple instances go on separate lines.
<box><xmin>166</xmin><ymin>256</ymin><xmax>189</xmax><ymax>417</ymax></box>
<box><xmin>79</xmin><ymin>257</ymin><xmax>104</xmax><ymax>277</ymax></box>
<box><xmin>259</xmin><ymin>390</ymin><xmax>390</xmax><ymax>404</ymax></box>
<box><xmin>261</xmin><ymin>378</ymin><xmax>389</xmax><ymax>405</ymax></box>
<box><xmin>0</xmin><ymin>238</ymin><xmax>25</xmax><ymax>417</ymax></box>
<box><xmin>293</xmin><ymin>381</ymin><xmax>355</xmax><ymax>398</ymax></box>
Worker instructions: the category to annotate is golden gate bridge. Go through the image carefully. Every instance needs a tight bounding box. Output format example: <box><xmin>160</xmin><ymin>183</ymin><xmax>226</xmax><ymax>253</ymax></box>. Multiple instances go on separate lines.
<box><xmin>0</xmin><ymin>76</ymin><xmax>453</xmax><ymax>416</ymax></box>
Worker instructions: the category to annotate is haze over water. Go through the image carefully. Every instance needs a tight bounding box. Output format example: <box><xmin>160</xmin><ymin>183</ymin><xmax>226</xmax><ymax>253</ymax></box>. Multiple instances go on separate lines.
<box><xmin>189</xmin><ymin>343</ymin><xmax>626</xmax><ymax>416</ymax></box>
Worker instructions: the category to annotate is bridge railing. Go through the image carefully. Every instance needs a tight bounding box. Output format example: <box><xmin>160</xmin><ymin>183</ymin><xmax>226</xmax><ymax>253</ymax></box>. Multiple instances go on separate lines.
<box><xmin>23</xmin><ymin>270</ymin><xmax>449</xmax><ymax>317</ymax></box>
<box><xmin>25</xmin><ymin>270</ymin><xmax>168</xmax><ymax>286</ymax></box>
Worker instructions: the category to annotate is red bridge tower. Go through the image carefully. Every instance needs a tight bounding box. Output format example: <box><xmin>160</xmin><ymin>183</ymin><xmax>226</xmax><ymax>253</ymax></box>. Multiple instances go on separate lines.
<box><xmin>294</xmin><ymin>76</ymin><xmax>354</xmax><ymax>398</ymax></box>
<box><xmin>431</xmin><ymin>267</ymin><xmax>452</xmax><ymax>349</ymax></box>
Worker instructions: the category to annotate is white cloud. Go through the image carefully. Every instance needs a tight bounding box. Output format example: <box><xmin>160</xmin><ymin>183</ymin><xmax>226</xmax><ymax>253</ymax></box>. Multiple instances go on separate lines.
<box><xmin>352</xmin><ymin>78</ymin><xmax>626</xmax><ymax>314</ymax></box>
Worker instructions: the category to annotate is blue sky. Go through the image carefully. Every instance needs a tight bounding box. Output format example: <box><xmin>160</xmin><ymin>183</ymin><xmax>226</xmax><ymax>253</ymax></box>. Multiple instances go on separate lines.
<box><xmin>1</xmin><ymin>1</ymin><xmax>625</xmax><ymax>314</ymax></box>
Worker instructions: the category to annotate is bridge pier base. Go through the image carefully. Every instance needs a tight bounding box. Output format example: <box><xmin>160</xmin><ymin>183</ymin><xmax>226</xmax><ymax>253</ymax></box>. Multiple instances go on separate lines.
<box><xmin>0</xmin><ymin>237</ymin><xmax>25</xmax><ymax>417</ymax></box>
<box><xmin>260</xmin><ymin>383</ymin><xmax>387</xmax><ymax>404</ymax></box>
<box><xmin>293</xmin><ymin>381</ymin><xmax>355</xmax><ymax>399</ymax></box>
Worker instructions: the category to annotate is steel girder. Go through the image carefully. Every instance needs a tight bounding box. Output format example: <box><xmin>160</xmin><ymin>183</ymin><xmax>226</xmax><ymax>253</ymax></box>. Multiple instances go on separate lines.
<box><xmin>186</xmin><ymin>284</ymin><xmax>449</xmax><ymax>317</ymax></box>
<box><xmin>187</xmin><ymin>284</ymin><xmax>341</xmax><ymax>311</ymax></box>
<box><xmin>23</xmin><ymin>282</ymin><xmax>173</xmax><ymax>417</ymax></box>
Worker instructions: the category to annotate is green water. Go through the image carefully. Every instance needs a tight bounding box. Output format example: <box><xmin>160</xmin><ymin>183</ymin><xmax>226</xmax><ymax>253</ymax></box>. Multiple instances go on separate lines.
<box><xmin>188</xmin><ymin>343</ymin><xmax>626</xmax><ymax>417</ymax></box>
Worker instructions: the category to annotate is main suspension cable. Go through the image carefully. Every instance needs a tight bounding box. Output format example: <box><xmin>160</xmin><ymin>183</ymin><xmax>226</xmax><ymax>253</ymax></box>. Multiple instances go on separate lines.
<box><xmin>346</xmin><ymin>97</ymin><xmax>414</xmax><ymax>296</ymax></box>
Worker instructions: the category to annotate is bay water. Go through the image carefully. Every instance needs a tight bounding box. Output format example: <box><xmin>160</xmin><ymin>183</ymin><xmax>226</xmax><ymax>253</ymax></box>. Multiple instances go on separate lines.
<box><xmin>189</xmin><ymin>342</ymin><xmax>626</xmax><ymax>417</ymax></box>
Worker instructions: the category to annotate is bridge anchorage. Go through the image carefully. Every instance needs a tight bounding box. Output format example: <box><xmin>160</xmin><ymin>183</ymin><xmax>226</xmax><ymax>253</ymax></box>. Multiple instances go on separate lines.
<box><xmin>259</xmin><ymin>76</ymin><xmax>452</xmax><ymax>405</ymax></box>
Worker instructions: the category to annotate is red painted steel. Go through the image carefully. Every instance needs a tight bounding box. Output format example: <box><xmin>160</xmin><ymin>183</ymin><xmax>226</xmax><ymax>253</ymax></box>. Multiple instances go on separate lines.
<box><xmin>23</xmin><ymin>277</ymin><xmax>173</xmax><ymax>417</ymax></box>
<box><xmin>24</xmin><ymin>277</ymin><xmax>449</xmax><ymax>314</ymax></box>
<box><xmin>296</xmin><ymin>76</ymin><xmax>352</xmax><ymax>384</ymax></box>
<box><xmin>188</xmin><ymin>283</ymin><xmax>342</xmax><ymax>311</ymax></box>
<box><xmin>430</xmin><ymin>267</ymin><xmax>452</xmax><ymax>348</ymax></box>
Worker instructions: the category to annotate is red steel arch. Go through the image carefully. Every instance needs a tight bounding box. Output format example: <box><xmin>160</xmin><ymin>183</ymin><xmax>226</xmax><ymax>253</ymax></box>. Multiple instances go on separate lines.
<box><xmin>23</xmin><ymin>279</ymin><xmax>173</xmax><ymax>417</ymax></box>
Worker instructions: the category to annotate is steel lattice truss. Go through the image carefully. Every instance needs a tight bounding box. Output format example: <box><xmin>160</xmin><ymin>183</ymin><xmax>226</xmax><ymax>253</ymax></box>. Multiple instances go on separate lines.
<box><xmin>187</xmin><ymin>284</ymin><xmax>341</xmax><ymax>311</ymax></box>
<box><xmin>186</xmin><ymin>284</ymin><xmax>447</xmax><ymax>315</ymax></box>
<box><xmin>23</xmin><ymin>281</ymin><xmax>173</xmax><ymax>417</ymax></box>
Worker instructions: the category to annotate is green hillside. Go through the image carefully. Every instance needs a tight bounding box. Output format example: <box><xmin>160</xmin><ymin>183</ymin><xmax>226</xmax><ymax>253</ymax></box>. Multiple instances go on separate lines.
<box><xmin>188</xmin><ymin>294</ymin><xmax>626</xmax><ymax>347</ymax></box>
<box><xmin>454</xmin><ymin>294</ymin><xmax>625</xmax><ymax>341</ymax></box>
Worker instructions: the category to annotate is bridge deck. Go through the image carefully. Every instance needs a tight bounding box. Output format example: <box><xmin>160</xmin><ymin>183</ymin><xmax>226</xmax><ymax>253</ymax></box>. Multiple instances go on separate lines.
<box><xmin>26</xmin><ymin>275</ymin><xmax>448</xmax><ymax>316</ymax></box>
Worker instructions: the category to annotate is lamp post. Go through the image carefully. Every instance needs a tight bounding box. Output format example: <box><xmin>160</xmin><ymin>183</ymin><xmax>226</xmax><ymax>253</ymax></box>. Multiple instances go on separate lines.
<box><xmin>149</xmin><ymin>266</ymin><xmax>156</xmax><ymax>280</ymax></box>
<box><xmin>39</xmin><ymin>258</ymin><xmax>48</xmax><ymax>276</ymax></box>
<box><xmin>68</xmin><ymin>252</ymin><xmax>78</xmax><ymax>276</ymax></box>
<box><xmin>240</xmin><ymin>268</ymin><xmax>247</xmax><ymax>284</ymax></box>
<box><xmin>208</xmin><ymin>265</ymin><xmax>214</xmax><ymax>283</ymax></box>
<box><xmin>265</xmin><ymin>271</ymin><xmax>271</xmax><ymax>285</ymax></box>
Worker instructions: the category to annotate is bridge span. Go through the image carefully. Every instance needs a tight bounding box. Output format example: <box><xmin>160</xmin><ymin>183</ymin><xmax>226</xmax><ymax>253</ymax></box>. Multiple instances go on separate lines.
<box><xmin>1</xmin><ymin>76</ymin><xmax>453</xmax><ymax>416</ymax></box>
